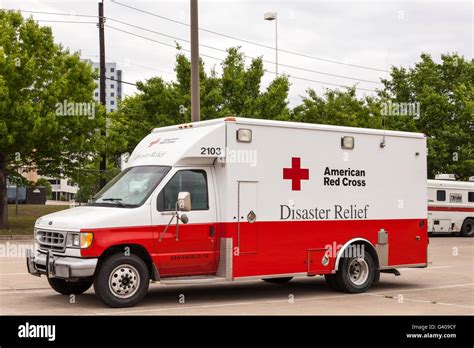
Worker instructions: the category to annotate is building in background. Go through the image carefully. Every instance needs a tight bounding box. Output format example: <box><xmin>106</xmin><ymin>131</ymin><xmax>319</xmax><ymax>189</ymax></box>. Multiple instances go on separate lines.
<box><xmin>43</xmin><ymin>177</ymin><xmax>78</xmax><ymax>202</ymax></box>
<box><xmin>13</xmin><ymin>169</ymin><xmax>78</xmax><ymax>203</ymax></box>
<box><xmin>83</xmin><ymin>59</ymin><xmax>123</xmax><ymax>113</ymax></box>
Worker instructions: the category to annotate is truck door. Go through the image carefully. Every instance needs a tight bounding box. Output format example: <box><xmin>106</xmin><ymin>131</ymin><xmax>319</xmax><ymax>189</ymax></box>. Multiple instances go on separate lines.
<box><xmin>152</xmin><ymin>168</ymin><xmax>218</xmax><ymax>277</ymax></box>
<box><xmin>238</xmin><ymin>181</ymin><xmax>258</xmax><ymax>254</ymax></box>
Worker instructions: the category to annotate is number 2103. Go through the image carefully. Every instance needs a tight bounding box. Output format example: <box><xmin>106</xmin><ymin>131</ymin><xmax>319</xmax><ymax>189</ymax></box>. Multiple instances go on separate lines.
<box><xmin>200</xmin><ymin>147</ymin><xmax>222</xmax><ymax>155</ymax></box>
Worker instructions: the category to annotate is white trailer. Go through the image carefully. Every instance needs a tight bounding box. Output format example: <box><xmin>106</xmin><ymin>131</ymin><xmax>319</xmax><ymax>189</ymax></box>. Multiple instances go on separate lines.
<box><xmin>427</xmin><ymin>175</ymin><xmax>474</xmax><ymax>236</ymax></box>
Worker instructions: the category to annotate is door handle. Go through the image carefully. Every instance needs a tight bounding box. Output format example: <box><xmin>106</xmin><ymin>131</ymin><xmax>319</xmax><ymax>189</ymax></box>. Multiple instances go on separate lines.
<box><xmin>209</xmin><ymin>226</ymin><xmax>215</xmax><ymax>238</ymax></box>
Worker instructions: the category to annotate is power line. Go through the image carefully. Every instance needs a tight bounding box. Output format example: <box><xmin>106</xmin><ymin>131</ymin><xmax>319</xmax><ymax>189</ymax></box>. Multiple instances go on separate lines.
<box><xmin>4</xmin><ymin>7</ymin><xmax>376</xmax><ymax>91</ymax></box>
<box><xmin>106</xmin><ymin>76</ymin><xmax>137</xmax><ymax>86</ymax></box>
<box><xmin>10</xmin><ymin>7</ymin><xmax>382</xmax><ymax>86</ymax></box>
<box><xmin>106</xmin><ymin>25</ymin><xmax>376</xmax><ymax>92</ymax></box>
<box><xmin>111</xmin><ymin>0</ymin><xmax>388</xmax><ymax>73</ymax></box>
<box><xmin>84</xmin><ymin>54</ymin><xmax>176</xmax><ymax>76</ymax></box>
<box><xmin>1</xmin><ymin>8</ymin><xmax>97</xmax><ymax>18</ymax></box>
<box><xmin>35</xmin><ymin>19</ymin><xmax>96</xmax><ymax>24</ymax></box>
<box><xmin>107</xmin><ymin>17</ymin><xmax>382</xmax><ymax>84</ymax></box>
<box><xmin>106</xmin><ymin>25</ymin><xmax>223</xmax><ymax>60</ymax></box>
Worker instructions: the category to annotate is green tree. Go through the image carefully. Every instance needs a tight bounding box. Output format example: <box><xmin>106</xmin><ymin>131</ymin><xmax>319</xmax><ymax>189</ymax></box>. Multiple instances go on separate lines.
<box><xmin>380</xmin><ymin>53</ymin><xmax>473</xmax><ymax>179</ymax></box>
<box><xmin>0</xmin><ymin>11</ymin><xmax>105</xmax><ymax>228</ymax></box>
<box><xmin>292</xmin><ymin>87</ymin><xmax>381</xmax><ymax>128</ymax></box>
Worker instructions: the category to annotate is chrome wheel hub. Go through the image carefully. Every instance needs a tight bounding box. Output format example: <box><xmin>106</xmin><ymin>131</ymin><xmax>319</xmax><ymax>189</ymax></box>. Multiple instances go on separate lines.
<box><xmin>108</xmin><ymin>264</ymin><xmax>140</xmax><ymax>299</ymax></box>
<box><xmin>348</xmin><ymin>258</ymin><xmax>369</xmax><ymax>286</ymax></box>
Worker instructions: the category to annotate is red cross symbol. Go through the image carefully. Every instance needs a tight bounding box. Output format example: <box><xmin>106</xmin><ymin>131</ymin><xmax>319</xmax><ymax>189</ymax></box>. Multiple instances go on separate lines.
<box><xmin>283</xmin><ymin>157</ymin><xmax>309</xmax><ymax>191</ymax></box>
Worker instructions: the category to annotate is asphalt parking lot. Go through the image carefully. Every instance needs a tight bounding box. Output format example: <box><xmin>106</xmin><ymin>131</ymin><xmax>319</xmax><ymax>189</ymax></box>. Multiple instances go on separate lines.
<box><xmin>0</xmin><ymin>237</ymin><xmax>472</xmax><ymax>315</ymax></box>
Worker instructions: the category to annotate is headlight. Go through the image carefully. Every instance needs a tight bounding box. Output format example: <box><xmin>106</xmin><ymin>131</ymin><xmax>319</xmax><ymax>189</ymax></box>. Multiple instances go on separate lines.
<box><xmin>80</xmin><ymin>232</ymin><xmax>94</xmax><ymax>249</ymax></box>
<box><xmin>66</xmin><ymin>232</ymin><xmax>93</xmax><ymax>249</ymax></box>
<box><xmin>66</xmin><ymin>233</ymin><xmax>81</xmax><ymax>248</ymax></box>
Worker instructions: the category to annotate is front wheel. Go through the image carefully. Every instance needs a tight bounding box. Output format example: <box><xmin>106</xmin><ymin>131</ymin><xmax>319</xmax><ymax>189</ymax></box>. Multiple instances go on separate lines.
<box><xmin>461</xmin><ymin>219</ymin><xmax>474</xmax><ymax>237</ymax></box>
<box><xmin>335</xmin><ymin>253</ymin><xmax>376</xmax><ymax>293</ymax></box>
<box><xmin>94</xmin><ymin>253</ymin><xmax>150</xmax><ymax>308</ymax></box>
<box><xmin>48</xmin><ymin>278</ymin><xmax>93</xmax><ymax>295</ymax></box>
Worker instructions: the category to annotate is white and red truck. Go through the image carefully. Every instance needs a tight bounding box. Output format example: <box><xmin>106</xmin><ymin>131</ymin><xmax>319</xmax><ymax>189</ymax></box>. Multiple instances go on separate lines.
<box><xmin>27</xmin><ymin>117</ymin><xmax>429</xmax><ymax>307</ymax></box>
<box><xmin>427</xmin><ymin>174</ymin><xmax>474</xmax><ymax>236</ymax></box>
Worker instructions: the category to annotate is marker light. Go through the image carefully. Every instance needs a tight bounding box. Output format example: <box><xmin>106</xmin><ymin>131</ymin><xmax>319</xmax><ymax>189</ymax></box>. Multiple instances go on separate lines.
<box><xmin>237</xmin><ymin>128</ymin><xmax>252</xmax><ymax>143</ymax></box>
<box><xmin>80</xmin><ymin>232</ymin><xmax>94</xmax><ymax>249</ymax></box>
<box><xmin>341</xmin><ymin>136</ymin><xmax>355</xmax><ymax>150</ymax></box>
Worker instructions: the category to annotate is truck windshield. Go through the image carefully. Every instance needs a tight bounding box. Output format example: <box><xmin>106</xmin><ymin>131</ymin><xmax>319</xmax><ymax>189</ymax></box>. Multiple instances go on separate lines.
<box><xmin>91</xmin><ymin>165</ymin><xmax>171</xmax><ymax>207</ymax></box>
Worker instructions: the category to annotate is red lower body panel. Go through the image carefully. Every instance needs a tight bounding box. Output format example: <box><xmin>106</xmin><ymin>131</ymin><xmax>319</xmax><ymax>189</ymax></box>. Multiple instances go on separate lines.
<box><xmin>219</xmin><ymin>218</ymin><xmax>427</xmax><ymax>278</ymax></box>
<box><xmin>82</xmin><ymin>218</ymin><xmax>427</xmax><ymax>279</ymax></box>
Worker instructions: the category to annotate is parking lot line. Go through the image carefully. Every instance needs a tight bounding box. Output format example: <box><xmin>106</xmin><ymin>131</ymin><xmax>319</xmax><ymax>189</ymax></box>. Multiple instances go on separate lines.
<box><xmin>371</xmin><ymin>283</ymin><xmax>474</xmax><ymax>294</ymax></box>
<box><xmin>94</xmin><ymin>293</ymin><xmax>371</xmax><ymax>315</ymax></box>
<box><xmin>366</xmin><ymin>293</ymin><xmax>474</xmax><ymax>309</ymax></box>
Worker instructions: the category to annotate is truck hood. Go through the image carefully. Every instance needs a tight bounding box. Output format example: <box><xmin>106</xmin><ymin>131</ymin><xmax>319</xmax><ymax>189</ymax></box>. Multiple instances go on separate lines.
<box><xmin>35</xmin><ymin>205</ymin><xmax>151</xmax><ymax>231</ymax></box>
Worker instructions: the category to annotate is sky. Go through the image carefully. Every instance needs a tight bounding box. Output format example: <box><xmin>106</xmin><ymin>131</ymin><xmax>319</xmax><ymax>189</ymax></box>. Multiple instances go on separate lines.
<box><xmin>1</xmin><ymin>0</ymin><xmax>472</xmax><ymax>107</ymax></box>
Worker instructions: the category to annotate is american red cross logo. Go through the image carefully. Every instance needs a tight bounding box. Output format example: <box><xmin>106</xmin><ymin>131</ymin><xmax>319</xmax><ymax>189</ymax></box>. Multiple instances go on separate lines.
<box><xmin>283</xmin><ymin>157</ymin><xmax>309</xmax><ymax>191</ymax></box>
<box><xmin>148</xmin><ymin>138</ymin><xmax>161</xmax><ymax>147</ymax></box>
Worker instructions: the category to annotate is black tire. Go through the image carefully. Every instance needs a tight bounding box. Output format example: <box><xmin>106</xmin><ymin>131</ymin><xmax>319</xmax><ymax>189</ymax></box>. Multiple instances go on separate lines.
<box><xmin>94</xmin><ymin>253</ymin><xmax>150</xmax><ymax>308</ymax></box>
<box><xmin>372</xmin><ymin>268</ymin><xmax>381</xmax><ymax>285</ymax></box>
<box><xmin>335</xmin><ymin>252</ymin><xmax>376</xmax><ymax>293</ymax></box>
<box><xmin>324</xmin><ymin>274</ymin><xmax>340</xmax><ymax>290</ymax></box>
<box><xmin>460</xmin><ymin>218</ymin><xmax>474</xmax><ymax>237</ymax></box>
<box><xmin>262</xmin><ymin>277</ymin><xmax>293</xmax><ymax>284</ymax></box>
<box><xmin>48</xmin><ymin>278</ymin><xmax>93</xmax><ymax>295</ymax></box>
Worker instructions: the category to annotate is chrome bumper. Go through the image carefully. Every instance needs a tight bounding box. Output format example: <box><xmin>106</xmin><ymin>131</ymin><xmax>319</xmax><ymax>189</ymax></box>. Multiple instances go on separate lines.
<box><xmin>27</xmin><ymin>249</ymin><xmax>98</xmax><ymax>279</ymax></box>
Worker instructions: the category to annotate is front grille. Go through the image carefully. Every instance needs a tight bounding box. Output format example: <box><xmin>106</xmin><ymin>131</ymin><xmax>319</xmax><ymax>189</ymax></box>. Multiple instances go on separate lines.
<box><xmin>36</xmin><ymin>230</ymin><xmax>66</xmax><ymax>252</ymax></box>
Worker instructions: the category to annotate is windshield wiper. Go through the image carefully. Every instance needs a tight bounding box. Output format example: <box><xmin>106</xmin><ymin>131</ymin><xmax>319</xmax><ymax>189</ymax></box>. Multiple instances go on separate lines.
<box><xmin>101</xmin><ymin>198</ymin><xmax>125</xmax><ymax>206</ymax></box>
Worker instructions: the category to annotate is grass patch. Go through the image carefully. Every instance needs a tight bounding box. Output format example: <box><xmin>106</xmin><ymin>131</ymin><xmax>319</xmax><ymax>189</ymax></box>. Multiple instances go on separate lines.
<box><xmin>1</xmin><ymin>204</ymin><xmax>70</xmax><ymax>235</ymax></box>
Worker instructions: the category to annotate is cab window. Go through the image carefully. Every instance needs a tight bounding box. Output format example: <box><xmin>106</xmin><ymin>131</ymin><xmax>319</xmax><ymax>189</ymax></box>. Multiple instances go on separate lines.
<box><xmin>157</xmin><ymin>170</ymin><xmax>209</xmax><ymax>211</ymax></box>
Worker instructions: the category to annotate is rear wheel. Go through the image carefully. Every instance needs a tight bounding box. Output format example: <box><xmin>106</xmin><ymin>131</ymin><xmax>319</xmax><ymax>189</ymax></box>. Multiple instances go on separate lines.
<box><xmin>335</xmin><ymin>253</ymin><xmax>376</xmax><ymax>293</ymax></box>
<box><xmin>372</xmin><ymin>268</ymin><xmax>380</xmax><ymax>285</ymax></box>
<box><xmin>460</xmin><ymin>218</ymin><xmax>474</xmax><ymax>237</ymax></box>
<box><xmin>262</xmin><ymin>277</ymin><xmax>293</xmax><ymax>284</ymax></box>
<box><xmin>48</xmin><ymin>278</ymin><xmax>92</xmax><ymax>295</ymax></box>
<box><xmin>94</xmin><ymin>253</ymin><xmax>149</xmax><ymax>308</ymax></box>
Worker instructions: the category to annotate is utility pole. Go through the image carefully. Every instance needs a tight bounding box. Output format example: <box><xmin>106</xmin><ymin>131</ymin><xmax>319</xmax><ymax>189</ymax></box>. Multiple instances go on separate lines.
<box><xmin>190</xmin><ymin>0</ymin><xmax>200</xmax><ymax>122</ymax></box>
<box><xmin>98</xmin><ymin>0</ymin><xmax>107</xmax><ymax>188</ymax></box>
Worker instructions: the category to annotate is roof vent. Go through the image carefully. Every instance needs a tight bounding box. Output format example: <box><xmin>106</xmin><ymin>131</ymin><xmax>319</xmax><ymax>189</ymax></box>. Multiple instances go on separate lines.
<box><xmin>434</xmin><ymin>174</ymin><xmax>456</xmax><ymax>181</ymax></box>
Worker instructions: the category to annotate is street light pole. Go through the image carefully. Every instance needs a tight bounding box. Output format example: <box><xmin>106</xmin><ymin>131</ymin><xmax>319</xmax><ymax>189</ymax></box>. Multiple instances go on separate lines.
<box><xmin>190</xmin><ymin>0</ymin><xmax>200</xmax><ymax>122</ymax></box>
<box><xmin>264</xmin><ymin>11</ymin><xmax>278</xmax><ymax>76</ymax></box>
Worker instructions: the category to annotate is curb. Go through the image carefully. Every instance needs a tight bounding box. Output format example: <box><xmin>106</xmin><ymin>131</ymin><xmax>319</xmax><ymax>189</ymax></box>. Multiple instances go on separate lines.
<box><xmin>0</xmin><ymin>235</ymin><xmax>34</xmax><ymax>241</ymax></box>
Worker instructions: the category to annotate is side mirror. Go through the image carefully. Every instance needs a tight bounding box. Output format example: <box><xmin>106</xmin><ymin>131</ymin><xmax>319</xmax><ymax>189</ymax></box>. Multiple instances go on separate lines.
<box><xmin>177</xmin><ymin>192</ymin><xmax>191</xmax><ymax>211</ymax></box>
